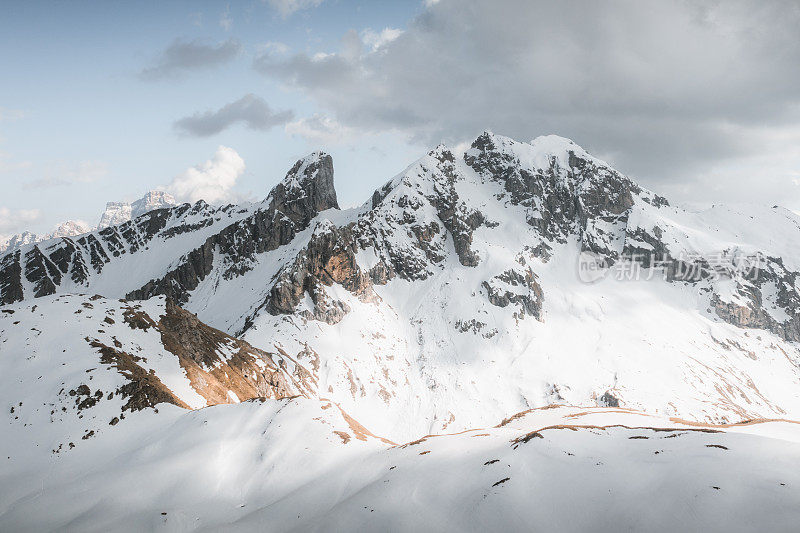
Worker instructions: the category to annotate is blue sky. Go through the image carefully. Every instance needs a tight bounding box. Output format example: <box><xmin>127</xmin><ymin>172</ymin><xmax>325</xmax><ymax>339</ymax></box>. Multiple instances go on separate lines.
<box><xmin>2</xmin><ymin>0</ymin><xmax>800</xmax><ymax>236</ymax></box>
<box><xmin>0</xmin><ymin>0</ymin><xmax>425</xmax><ymax>234</ymax></box>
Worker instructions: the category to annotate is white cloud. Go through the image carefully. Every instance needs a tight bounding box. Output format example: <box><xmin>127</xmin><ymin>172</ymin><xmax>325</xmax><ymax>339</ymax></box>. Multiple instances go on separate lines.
<box><xmin>63</xmin><ymin>160</ymin><xmax>107</xmax><ymax>183</ymax></box>
<box><xmin>361</xmin><ymin>28</ymin><xmax>403</xmax><ymax>52</ymax></box>
<box><xmin>167</xmin><ymin>146</ymin><xmax>245</xmax><ymax>204</ymax></box>
<box><xmin>285</xmin><ymin>114</ymin><xmax>356</xmax><ymax>145</ymax></box>
<box><xmin>0</xmin><ymin>207</ymin><xmax>41</xmax><ymax>234</ymax></box>
<box><xmin>257</xmin><ymin>41</ymin><xmax>289</xmax><ymax>56</ymax></box>
<box><xmin>0</xmin><ymin>151</ymin><xmax>32</xmax><ymax>173</ymax></box>
<box><xmin>24</xmin><ymin>160</ymin><xmax>108</xmax><ymax>189</ymax></box>
<box><xmin>0</xmin><ymin>108</ymin><xmax>25</xmax><ymax>121</ymax></box>
<box><xmin>219</xmin><ymin>4</ymin><xmax>232</xmax><ymax>31</ymax></box>
<box><xmin>266</xmin><ymin>0</ymin><xmax>324</xmax><ymax>18</ymax></box>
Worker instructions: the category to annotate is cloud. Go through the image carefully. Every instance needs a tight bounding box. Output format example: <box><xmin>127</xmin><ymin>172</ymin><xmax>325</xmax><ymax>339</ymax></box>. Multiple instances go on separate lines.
<box><xmin>0</xmin><ymin>151</ymin><xmax>32</xmax><ymax>173</ymax></box>
<box><xmin>265</xmin><ymin>0</ymin><xmax>325</xmax><ymax>18</ymax></box>
<box><xmin>23</xmin><ymin>177</ymin><xmax>68</xmax><ymax>190</ymax></box>
<box><xmin>253</xmin><ymin>0</ymin><xmax>800</xmax><ymax>207</ymax></box>
<box><xmin>257</xmin><ymin>41</ymin><xmax>289</xmax><ymax>56</ymax></box>
<box><xmin>24</xmin><ymin>160</ymin><xmax>108</xmax><ymax>190</ymax></box>
<box><xmin>62</xmin><ymin>160</ymin><xmax>107</xmax><ymax>183</ymax></box>
<box><xmin>361</xmin><ymin>28</ymin><xmax>403</xmax><ymax>52</ymax></box>
<box><xmin>285</xmin><ymin>114</ymin><xmax>356</xmax><ymax>145</ymax></box>
<box><xmin>0</xmin><ymin>207</ymin><xmax>41</xmax><ymax>234</ymax></box>
<box><xmin>140</xmin><ymin>38</ymin><xmax>241</xmax><ymax>80</ymax></box>
<box><xmin>220</xmin><ymin>4</ymin><xmax>232</xmax><ymax>31</ymax></box>
<box><xmin>0</xmin><ymin>108</ymin><xmax>25</xmax><ymax>121</ymax></box>
<box><xmin>166</xmin><ymin>146</ymin><xmax>245</xmax><ymax>204</ymax></box>
<box><xmin>174</xmin><ymin>94</ymin><xmax>294</xmax><ymax>137</ymax></box>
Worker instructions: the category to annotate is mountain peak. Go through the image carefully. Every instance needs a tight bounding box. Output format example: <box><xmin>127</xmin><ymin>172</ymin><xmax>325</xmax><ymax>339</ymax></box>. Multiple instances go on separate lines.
<box><xmin>131</xmin><ymin>190</ymin><xmax>176</xmax><ymax>218</ymax></box>
<box><xmin>427</xmin><ymin>143</ymin><xmax>455</xmax><ymax>162</ymax></box>
<box><xmin>528</xmin><ymin>134</ymin><xmax>607</xmax><ymax>169</ymax></box>
<box><xmin>98</xmin><ymin>190</ymin><xmax>176</xmax><ymax>229</ymax></box>
<box><xmin>51</xmin><ymin>220</ymin><xmax>92</xmax><ymax>239</ymax></box>
<box><xmin>267</xmin><ymin>152</ymin><xmax>339</xmax><ymax>222</ymax></box>
<box><xmin>273</xmin><ymin>152</ymin><xmax>339</xmax><ymax>212</ymax></box>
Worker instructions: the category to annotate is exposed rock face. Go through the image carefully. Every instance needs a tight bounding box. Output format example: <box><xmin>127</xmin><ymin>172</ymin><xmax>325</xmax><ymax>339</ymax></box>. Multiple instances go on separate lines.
<box><xmin>265</xmin><ymin>222</ymin><xmax>374</xmax><ymax>325</ymax></box>
<box><xmin>272</xmin><ymin>152</ymin><xmax>339</xmax><ymax>216</ymax></box>
<box><xmin>98</xmin><ymin>190</ymin><xmax>176</xmax><ymax>230</ymax></box>
<box><xmin>157</xmin><ymin>298</ymin><xmax>300</xmax><ymax>403</ymax></box>
<box><xmin>88</xmin><ymin>337</ymin><xmax>191</xmax><ymax>412</ymax></box>
<box><xmin>98</xmin><ymin>202</ymin><xmax>133</xmax><ymax>230</ymax></box>
<box><xmin>3</xmin><ymin>134</ymin><xmax>799</xmax><ymax>346</ymax></box>
<box><xmin>464</xmin><ymin>132</ymin><xmax>642</xmax><ymax>261</ymax></box>
<box><xmin>482</xmin><ymin>268</ymin><xmax>544</xmax><ymax>320</ymax></box>
<box><xmin>598</xmin><ymin>391</ymin><xmax>621</xmax><ymax>407</ymax></box>
<box><xmin>0</xmin><ymin>154</ymin><xmax>338</xmax><ymax>306</ymax></box>
<box><xmin>359</xmin><ymin>144</ymin><xmax>493</xmax><ymax>281</ymax></box>
<box><xmin>0</xmin><ymin>250</ymin><xmax>23</xmax><ymax>303</ymax></box>
<box><xmin>97</xmin><ymin>297</ymin><xmax>305</xmax><ymax>410</ymax></box>
<box><xmin>426</xmin><ymin>146</ymin><xmax>486</xmax><ymax>267</ymax></box>
<box><xmin>131</xmin><ymin>190</ymin><xmax>176</xmax><ymax>219</ymax></box>
<box><xmin>708</xmin><ymin>256</ymin><xmax>800</xmax><ymax>342</ymax></box>
<box><xmin>126</xmin><ymin>152</ymin><xmax>340</xmax><ymax>305</ymax></box>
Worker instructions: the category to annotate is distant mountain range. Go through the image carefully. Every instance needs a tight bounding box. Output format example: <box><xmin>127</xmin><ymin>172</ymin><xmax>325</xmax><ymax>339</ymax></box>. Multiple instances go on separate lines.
<box><xmin>0</xmin><ymin>190</ymin><xmax>175</xmax><ymax>253</ymax></box>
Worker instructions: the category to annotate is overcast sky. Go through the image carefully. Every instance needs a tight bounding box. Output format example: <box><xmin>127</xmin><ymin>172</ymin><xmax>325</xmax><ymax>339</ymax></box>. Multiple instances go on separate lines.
<box><xmin>1</xmin><ymin>0</ymin><xmax>799</xmax><ymax>237</ymax></box>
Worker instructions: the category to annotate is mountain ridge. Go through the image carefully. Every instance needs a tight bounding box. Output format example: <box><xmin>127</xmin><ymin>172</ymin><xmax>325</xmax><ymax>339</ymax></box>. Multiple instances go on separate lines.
<box><xmin>0</xmin><ymin>190</ymin><xmax>176</xmax><ymax>254</ymax></box>
<box><xmin>2</xmin><ymin>132</ymin><xmax>800</xmax><ymax>440</ymax></box>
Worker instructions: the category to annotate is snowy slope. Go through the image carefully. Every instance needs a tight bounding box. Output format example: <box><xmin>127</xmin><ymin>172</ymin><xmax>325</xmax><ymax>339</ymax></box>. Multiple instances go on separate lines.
<box><xmin>0</xmin><ymin>293</ymin><xmax>304</xmax><ymax>472</ymax></box>
<box><xmin>1</xmin><ymin>400</ymin><xmax>798</xmax><ymax>532</ymax></box>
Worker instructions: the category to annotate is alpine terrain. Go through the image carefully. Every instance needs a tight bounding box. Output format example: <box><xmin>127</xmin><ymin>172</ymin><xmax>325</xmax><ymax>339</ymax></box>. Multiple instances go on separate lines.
<box><xmin>2</xmin><ymin>132</ymin><xmax>800</xmax><ymax>531</ymax></box>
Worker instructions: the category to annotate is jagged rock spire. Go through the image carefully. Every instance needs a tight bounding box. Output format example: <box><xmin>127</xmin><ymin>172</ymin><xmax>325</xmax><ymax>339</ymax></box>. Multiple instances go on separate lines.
<box><xmin>267</xmin><ymin>152</ymin><xmax>339</xmax><ymax>225</ymax></box>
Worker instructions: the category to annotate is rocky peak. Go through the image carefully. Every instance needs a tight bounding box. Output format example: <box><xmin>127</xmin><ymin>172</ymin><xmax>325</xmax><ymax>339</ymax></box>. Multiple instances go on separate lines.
<box><xmin>130</xmin><ymin>191</ymin><xmax>176</xmax><ymax>219</ymax></box>
<box><xmin>98</xmin><ymin>202</ymin><xmax>132</xmax><ymax>230</ymax></box>
<box><xmin>469</xmin><ymin>130</ymin><xmax>499</xmax><ymax>152</ymax></box>
<box><xmin>428</xmin><ymin>144</ymin><xmax>455</xmax><ymax>163</ymax></box>
<box><xmin>465</xmin><ymin>131</ymin><xmax>610</xmax><ymax>182</ymax></box>
<box><xmin>0</xmin><ymin>221</ymin><xmax>92</xmax><ymax>255</ymax></box>
<box><xmin>527</xmin><ymin>134</ymin><xmax>605</xmax><ymax>171</ymax></box>
<box><xmin>51</xmin><ymin>220</ymin><xmax>92</xmax><ymax>239</ymax></box>
<box><xmin>267</xmin><ymin>152</ymin><xmax>339</xmax><ymax>224</ymax></box>
<box><xmin>98</xmin><ymin>191</ymin><xmax>176</xmax><ymax>230</ymax></box>
<box><xmin>0</xmin><ymin>231</ymin><xmax>39</xmax><ymax>254</ymax></box>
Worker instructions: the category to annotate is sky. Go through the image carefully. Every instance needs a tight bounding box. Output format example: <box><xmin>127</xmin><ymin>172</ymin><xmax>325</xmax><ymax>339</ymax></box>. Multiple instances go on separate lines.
<box><xmin>1</xmin><ymin>0</ymin><xmax>800</xmax><ymax>237</ymax></box>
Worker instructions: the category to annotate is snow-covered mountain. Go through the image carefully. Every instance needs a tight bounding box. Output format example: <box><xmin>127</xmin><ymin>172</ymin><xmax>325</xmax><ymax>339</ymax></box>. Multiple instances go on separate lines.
<box><xmin>0</xmin><ymin>231</ymin><xmax>38</xmax><ymax>253</ymax></box>
<box><xmin>97</xmin><ymin>190</ymin><xmax>176</xmax><ymax>229</ymax></box>
<box><xmin>2</xmin><ymin>132</ymin><xmax>800</xmax><ymax>530</ymax></box>
<box><xmin>3</xmin><ymin>132</ymin><xmax>798</xmax><ymax>439</ymax></box>
<box><xmin>96</xmin><ymin>202</ymin><xmax>132</xmax><ymax>229</ymax></box>
<box><xmin>0</xmin><ymin>220</ymin><xmax>92</xmax><ymax>254</ymax></box>
<box><xmin>0</xmin><ymin>190</ymin><xmax>175</xmax><ymax>254</ymax></box>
